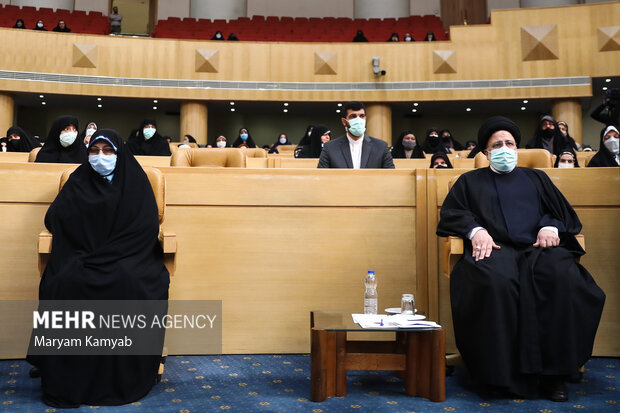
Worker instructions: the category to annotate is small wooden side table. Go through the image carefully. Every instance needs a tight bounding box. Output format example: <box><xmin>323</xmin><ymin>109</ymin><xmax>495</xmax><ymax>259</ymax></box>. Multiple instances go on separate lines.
<box><xmin>310</xmin><ymin>310</ymin><xmax>445</xmax><ymax>402</ymax></box>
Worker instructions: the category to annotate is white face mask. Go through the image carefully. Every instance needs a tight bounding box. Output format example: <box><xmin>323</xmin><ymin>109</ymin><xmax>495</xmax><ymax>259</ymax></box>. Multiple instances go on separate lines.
<box><xmin>604</xmin><ymin>137</ymin><xmax>619</xmax><ymax>154</ymax></box>
<box><xmin>216</xmin><ymin>141</ymin><xmax>226</xmax><ymax>148</ymax></box>
<box><xmin>86</xmin><ymin>128</ymin><xmax>96</xmax><ymax>137</ymax></box>
<box><xmin>143</xmin><ymin>128</ymin><xmax>156</xmax><ymax>139</ymax></box>
<box><xmin>279</xmin><ymin>137</ymin><xmax>287</xmax><ymax>144</ymax></box>
<box><xmin>59</xmin><ymin>131</ymin><xmax>78</xmax><ymax>147</ymax></box>
<box><xmin>558</xmin><ymin>162</ymin><xmax>574</xmax><ymax>169</ymax></box>
<box><xmin>89</xmin><ymin>154</ymin><xmax>117</xmax><ymax>176</ymax></box>
<box><xmin>37</xmin><ymin>22</ymin><xmax>43</xmax><ymax>28</ymax></box>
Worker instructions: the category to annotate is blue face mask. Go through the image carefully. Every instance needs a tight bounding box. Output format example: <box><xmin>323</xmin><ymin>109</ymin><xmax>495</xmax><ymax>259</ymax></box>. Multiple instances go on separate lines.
<box><xmin>489</xmin><ymin>146</ymin><xmax>517</xmax><ymax>172</ymax></box>
<box><xmin>240</xmin><ymin>133</ymin><xmax>248</xmax><ymax>141</ymax></box>
<box><xmin>89</xmin><ymin>154</ymin><xmax>117</xmax><ymax>177</ymax></box>
<box><xmin>347</xmin><ymin>117</ymin><xmax>366</xmax><ymax>137</ymax></box>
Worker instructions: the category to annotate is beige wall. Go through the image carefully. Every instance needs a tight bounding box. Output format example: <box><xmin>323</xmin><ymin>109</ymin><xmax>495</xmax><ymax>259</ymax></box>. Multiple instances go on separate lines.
<box><xmin>114</xmin><ymin>0</ymin><xmax>150</xmax><ymax>34</ymax></box>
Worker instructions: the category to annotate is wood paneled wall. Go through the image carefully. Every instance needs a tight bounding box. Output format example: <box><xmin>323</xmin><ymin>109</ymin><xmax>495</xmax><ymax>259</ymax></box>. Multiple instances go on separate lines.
<box><xmin>0</xmin><ymin>162</ymin><xmax>617</xmax><ymax>356</ymax></box>
<box><xmin>0</xmin><ymin>3</ymin><xmax>618</xmax><ymax>102</ymax></box>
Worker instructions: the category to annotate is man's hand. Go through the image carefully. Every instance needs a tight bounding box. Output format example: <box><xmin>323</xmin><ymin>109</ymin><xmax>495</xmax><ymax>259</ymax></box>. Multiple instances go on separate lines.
<box><xmin>533</xmin><ymin>229</ymin><xmax>560</xmax><ymax>248</ymax></box>
<box><xmin>471</xmin><ymin>229</ymin><xmax>501</xmax><ymax>261</ymax></box>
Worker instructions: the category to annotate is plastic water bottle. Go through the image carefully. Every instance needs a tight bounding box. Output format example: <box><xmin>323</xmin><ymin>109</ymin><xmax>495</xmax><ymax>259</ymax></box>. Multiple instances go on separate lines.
<box><xmin>364</xmin><ymin>270</ymin><xmax>378</xmax><ymax>314</ymax></box>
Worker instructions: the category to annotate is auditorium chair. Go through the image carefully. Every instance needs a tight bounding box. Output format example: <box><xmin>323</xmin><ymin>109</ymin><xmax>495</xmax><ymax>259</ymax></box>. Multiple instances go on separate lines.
<box><xmin>170</xmin><ymin>147</ymin><xmax>246</xmax><ymax>167</ymax></box>
<box><xmin>576</xmin><ymin>151</ymin><xmax>597</xmax><ymax>167</ymax></box>
<box><xmin>28</xmin><ymin>147</ymin><xmax>42</xmax><ymax>162</ymax></box>
<box><xmin>474</xmin><ymin>149</ymin><xmax>553</xmax><ymax>168</ymax></box>
<box><xmin>240</xmin><ymin>147</ymin><xmax>268</xmax><ymax>159</ymax></box>
<box><xmin>38</xmin><ymin>165</ymin><xmax>177</xmax><ymax>277</ymax></box>
<box><xmin>439</xmin><ymin>174</ymin><xmax>585</xmax><ymax>369</ymax></box>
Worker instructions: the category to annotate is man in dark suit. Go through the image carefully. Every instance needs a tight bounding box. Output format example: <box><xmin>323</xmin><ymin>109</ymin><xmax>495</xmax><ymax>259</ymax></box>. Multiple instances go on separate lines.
<box><xmin>317</xmin><ymin>101</ymin><xmax>394</xmax><ymax>169</ymax></box>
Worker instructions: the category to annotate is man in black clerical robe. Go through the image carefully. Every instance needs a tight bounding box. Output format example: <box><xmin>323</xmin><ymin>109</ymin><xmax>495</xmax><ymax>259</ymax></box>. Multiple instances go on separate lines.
<box><xmin>437</xmin><ymin>116</ymin><xmax>605</xmax><ymax>401</ymax></box>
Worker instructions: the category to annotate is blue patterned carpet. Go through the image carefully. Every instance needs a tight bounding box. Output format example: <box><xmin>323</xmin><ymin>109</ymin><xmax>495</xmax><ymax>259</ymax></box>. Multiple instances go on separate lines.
<box><xmin>0</xmin><ymin>355</ymin><xmax>617</xmax><ymax>412</ymax></box>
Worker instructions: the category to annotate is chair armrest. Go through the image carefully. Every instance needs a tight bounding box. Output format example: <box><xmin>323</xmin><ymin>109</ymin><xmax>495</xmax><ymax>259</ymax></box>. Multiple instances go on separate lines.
<box><xmin>575</xmin><ymin>234</ymin><xmax>584</xmax><ymax>251</ymax></box>
<box><xmin>440</xmin><ymin>236</ymin><xmax>464</xmax><ymax>278</ymax></box>
<box><xmin>159</xmin><ymin>231</ymin><xmax>177</xmax><ymax>254</ymax></box>
<box><xmin>38</xmin><ymin>229</ymin><xmax>52</xmax><ymax>276</ymax></box>
<box><xmin>159</xmin><ymin>230</ymin><xmax>177</xmax><ymax>276</ymax></box>
<box><xmin>38</xmin><ymin>229</ymin><xmax>52</xmax><ymax>254</ymax></box>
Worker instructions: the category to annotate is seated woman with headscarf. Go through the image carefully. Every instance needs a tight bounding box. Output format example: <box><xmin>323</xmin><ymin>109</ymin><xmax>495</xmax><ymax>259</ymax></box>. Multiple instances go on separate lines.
<box><xmin>29</xmin><ymin>129</ymin><xmax>169</xmax><ymax>408</ymax></box>
<box><xmin>127</xmin><ymin>119</ymin><xmax>171</xmax><ymax>156</ymax></box>
<box><xmin>587</xmin><ymin>125</ymin><xmax>619</xmax><ymax>167</ymax></box>
<box><xmin>440</xmin><ymin>129</ymin><xmax>464</xmax><ymax>153</ymax></box>
<box><xmin>430</xmin><ymin>152</ymin><xmax>453</xmax><ymax>169</ymax></box>
<box><xmin>422</xmin><ymin>128</ymin><xmax>447</xmax><ymax>155</ymax></box>
<box><xmin>13</xmin><ymin>19</ymin><xmax>26</xmax><ymax>29</ymax></box>
<box><xmin>555</xmin><ymin>148</ymin><xmax>580</xmax><ymax>168</ymax></box>
<box><xmin>35</xmin><ymin>116</ymin><xmax>87</xmax><ymax>163</ymax></box>
<box><xmin>268</xmin><ymin>133</ymin><xmax>293</xmax><ymax>154</ymax></box>
<box><xmin>232</xmin><ymin>128</ymin><xmax>257</xmax><ymax>148</ymax></box>
<box><xmin>183</xmin><ymin>135</ymin><xmax>197</xmax><ymax>145</ymax></box>
<box><xmin>79</xmin><ymin>122</ymin><xmax>98</xmax><ymax>147</ymax></box>
<box><xmin>298</xmin><ymin>125</ymin><xmax>331</xmax><ymax>158</ymax></box>
<box><xmin>5</xmin><ymin>126</ymin><xmax>41</xmax><ymax>153</ymax></box>
<box><xmin>391</xmin><ymin>130</ymin><xmax>425</xmax><ymax>159</ymax></box>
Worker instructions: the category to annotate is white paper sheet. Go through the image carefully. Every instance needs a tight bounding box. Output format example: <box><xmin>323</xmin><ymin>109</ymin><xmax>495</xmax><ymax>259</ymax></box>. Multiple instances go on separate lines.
<box><xmin>352</xmin><ymin>314</ymin><xmax>441</xmax><ymax>329</ymax></box>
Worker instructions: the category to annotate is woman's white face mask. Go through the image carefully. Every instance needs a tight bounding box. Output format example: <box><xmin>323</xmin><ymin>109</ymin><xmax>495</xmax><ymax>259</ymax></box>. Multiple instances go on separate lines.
<box><xmin>59</xmin><ymin>131</ymin><xmax>78</xmax><ymax>147</ymax></box>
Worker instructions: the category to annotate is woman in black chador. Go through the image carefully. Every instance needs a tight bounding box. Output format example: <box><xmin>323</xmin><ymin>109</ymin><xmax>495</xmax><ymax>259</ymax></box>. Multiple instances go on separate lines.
<box><xmin>29</xmin><ymin>129</ymin><xmax>170</xmax><ymax>408</ymax></box>
<box><xmin>35</xmin><ymin>116</ymin><xmax>87</xmax><ymax>163</ymax></box>
<box><xmin>5</xmin><ymin>126</ymin><xmax>41</xmax><ymax>152</ymax></box>
<box><xmin>126</xmin><ymin>118</ymin><xmax>171</xmax><ymax>156</ymax></box>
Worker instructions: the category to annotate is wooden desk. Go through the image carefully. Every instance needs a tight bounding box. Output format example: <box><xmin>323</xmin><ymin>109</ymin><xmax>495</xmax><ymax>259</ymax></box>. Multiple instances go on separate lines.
<box><xmin>310</xmin><ymin>311</ymin><xmax>445</xmax><ymax>402</ymax></box>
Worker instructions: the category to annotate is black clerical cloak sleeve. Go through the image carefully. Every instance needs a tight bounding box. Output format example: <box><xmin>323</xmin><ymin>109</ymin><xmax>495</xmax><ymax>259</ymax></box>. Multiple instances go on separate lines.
<box><xmin>436</xmin><ymin>172</ymin><xmax>483</xmax><ymax>239</ymax></box>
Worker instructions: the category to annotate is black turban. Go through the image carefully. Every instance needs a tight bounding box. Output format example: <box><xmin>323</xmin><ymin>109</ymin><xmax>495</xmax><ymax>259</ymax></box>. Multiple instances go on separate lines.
<box><xmin>477</xmin><ymin>116</ymin><xmax>521</xmax><ymax>149</ymax></box>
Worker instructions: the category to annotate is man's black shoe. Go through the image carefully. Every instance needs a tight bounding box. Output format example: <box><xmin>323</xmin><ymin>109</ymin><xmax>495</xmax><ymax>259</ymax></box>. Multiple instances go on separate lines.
<box><xmin>29</xmin><ymin>367</ymin><xmax>41</xmax><ymax>378</ymax></box>
<box><xmin>542</xmin><ymin>378</ymin><xmax>568</xmax><ymax>402</ymax></box>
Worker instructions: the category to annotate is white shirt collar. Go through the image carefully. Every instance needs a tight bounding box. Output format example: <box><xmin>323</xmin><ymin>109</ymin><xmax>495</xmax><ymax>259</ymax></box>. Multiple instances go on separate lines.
<box><xmin>347</xmin><ymin>134</ymin><xmax>364</xmax><ymax>169</ymax></box>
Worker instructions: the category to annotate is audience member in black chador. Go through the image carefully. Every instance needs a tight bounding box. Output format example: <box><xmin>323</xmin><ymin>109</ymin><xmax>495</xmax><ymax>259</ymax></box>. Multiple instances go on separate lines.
<box><xmin>430</xmin><ymin>152</ymin><xmax>453</xmax><ymax>169</ymax></box>
<box><xmin>404</xmin><ymin>33</ymin><xmax>414</xmax><ymax>42</ymax></box>
<box><xmin>424</xmin><ymin>31</ymin><xmax>436</xmax><ymax>41</ymax></box>
<box><xmin>587</xmin><ymin>125</ymin><xmax>620</xmax><ymax>167</ymax></box>
<box><xmin>268</xmin><ymin>133</ymin><xmax>293</xmax><ymax>154</ymax></box>
<box><xmin>352</xmin><ymin>30</ymin><xmax>368</xmax><ymax>42</ymax></box>
<box><xmin>35</xmin><ymin>116</ymin><xmax>87</xmax><ymax>163</ymax></box>
<box><xmin>298</xmin><ymin>125</ymin><xmax>314</xmax><ymax>147</ymax></box>
<box><xmin>590</xmin><ymin>88</ymin><xmax>620</xmax><ymax>128</ymax></box>
<box><xmin>387</xmin><ymin>32</ymin><xmax>399</xmax><ymax>42</ymax></box>
<box><xmin>78</xmin><ymin>122</ymin><xmax>98</xmax><ymax>147</ymax></box>
<box><xmin>421</xmin><ymin>128</ymin><xmax>447</xmax><ymax>155</ymax></box>
<box><xmin>526</xmin><ymin>115</ymin><xmax>578</xmax><ymax>156</ymax></box>
<box><xmin>556</xmin><ymin>121</ymin><xmax>579</xmax><ymax>149</ymax></box>
<box><xmin>232</xmin><ymin>127</ymin><xmax>257</xmax><ymax>148</ymax></box>
<box><xmin>126</xmin><ymin>119</ymin><xmax>171</xmax><ymax>156</ymax></box>
<box><xmin>391</xmin><ymin>130</ymin><xmax>425</xmax><ymax>159</ymax></box>
<box><xmin>298</xmin><ymin>125</ymin><xmax>331</xmax><ymax>158</ymax></box>
<box><xmin>33</xmin><ymin>19</ymin><xmax>47</xmax><ymax>31</ymax></box>
<box><xmin>5</xmin><ymin>126</ymin><xmax>41</xmax><ymax>153</ymax></box>
<box><xmin>211</xmin><ymin>30</ymin><xmax>224</xmax><ymax>40</ymax></box>
<box><xmin>437</xmin><ymin>115</ymin><xmax>605</xmax><ymax>402</ymax></box>
<box><xmin>465</xmin><ymin>140</ymin><xmax>477</xmax><ymax>150</ymax></box>
<box><xmin>227</xmin><ymin>33</ymin><xmax>239</xmax><ymax>41</ymax></box>
<box><xmin>52</xmin><ymin>20</ymin><xmax>71</xmax><ymax>33</ymax></box>
<box><xmin>440</xmin><ymin>129</ymin><xmax>464</xmax><ymax>152</ymax></box>
<box><xmin>554</xmin><ymin>148</ymin><xmax>580</xmax><ymax>168</ymax></box>
<box><xmin>13</xmin><ymin>19</ymin><xmax>26</xmax><ymax>29</ymax></box>
<box><xmin>28</xmin><ymin>129</ymin><xmax>169</xmax><ymax>408</ymax></box>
